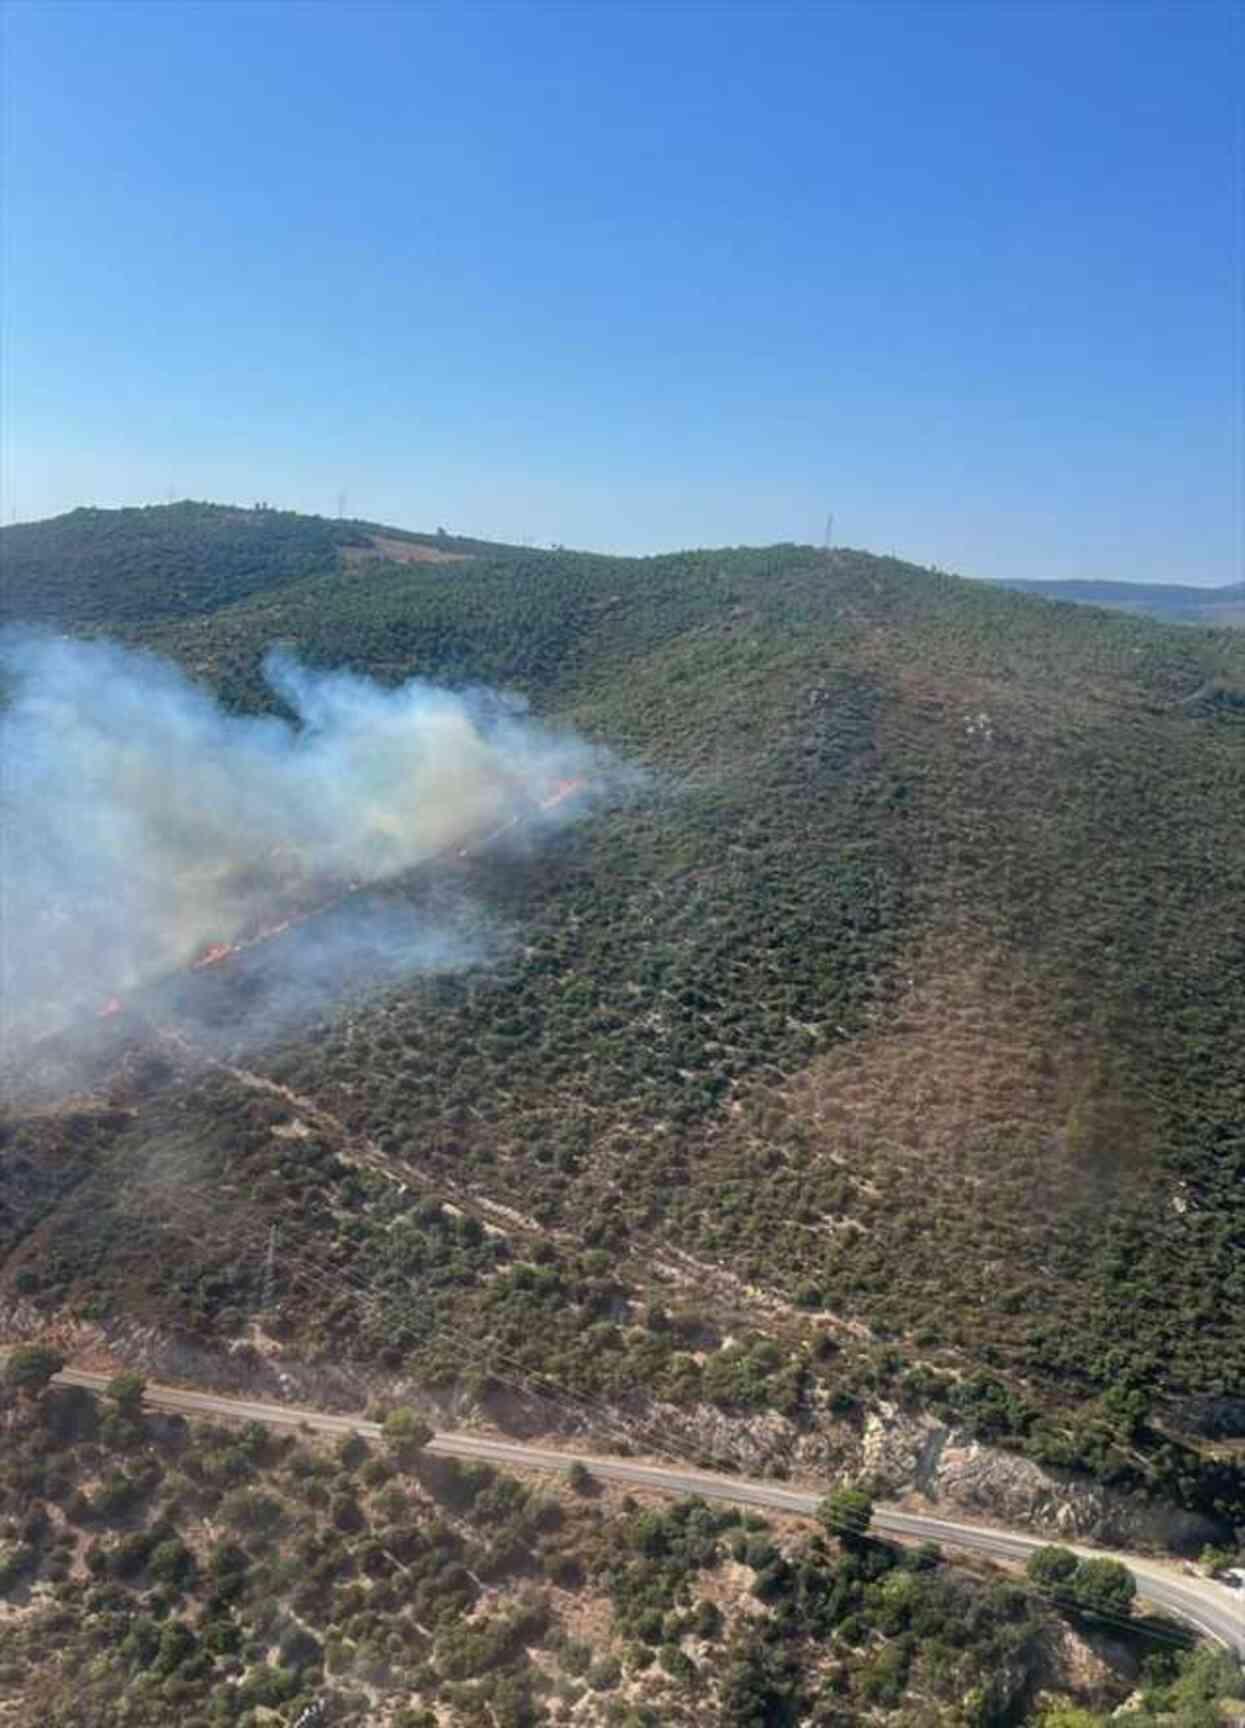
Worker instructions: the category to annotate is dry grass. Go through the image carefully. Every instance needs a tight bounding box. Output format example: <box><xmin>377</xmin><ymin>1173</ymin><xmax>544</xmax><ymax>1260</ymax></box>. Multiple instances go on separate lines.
<box><xmin>342</xmin><ymin>536</ymin><xmax>472</xmax><ymax>568</ymax></box>
<box><xmin>681</xmin><ymin>924</ymin><xmax>1162</xmax><ymax>1369</ymax></box>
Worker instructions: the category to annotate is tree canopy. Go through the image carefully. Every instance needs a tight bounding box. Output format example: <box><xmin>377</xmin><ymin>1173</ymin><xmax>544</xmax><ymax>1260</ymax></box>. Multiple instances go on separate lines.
<box><xmin>4</xmin><ymin>1345</ymin><xmax>65</xmax><ymax>1398</ymax></box>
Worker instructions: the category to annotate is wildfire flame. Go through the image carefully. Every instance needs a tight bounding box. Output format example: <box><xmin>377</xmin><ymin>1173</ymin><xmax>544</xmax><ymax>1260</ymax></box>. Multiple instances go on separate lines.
<box><xmin>99</xmin><ymin>776</ymin><xmax>592</xmax><ymax>1005</ymax></box>
<box><xmin>191</xmin><ymin>943</ymin><xmax>236</xmax><ymax>971</ymax></box>
<box><xmin>539</xmin><ymin>777</ymin><xmax>583</xmax><ymax>810</ymax></box>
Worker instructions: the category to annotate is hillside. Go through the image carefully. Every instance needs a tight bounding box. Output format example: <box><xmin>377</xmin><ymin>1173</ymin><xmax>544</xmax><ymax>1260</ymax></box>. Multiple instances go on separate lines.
<box><xmin>0</xmin><ymin>501</ymin><xmax>494</xmax><ymax>636</ymax></box>
<box><xmin>13</xmin><ymin>1364</ymin><xmax>1239</xmax><ymax>1728</ymax></box>
<box><xmin>990</xmin><ymin>575</ymin><xmax>1245</xmax><ymax>628</ymax></box>
<box><xmin>2</xmin><ymin>504</ymin><xmax>1244</xmax><ymax>1563</ymax></box>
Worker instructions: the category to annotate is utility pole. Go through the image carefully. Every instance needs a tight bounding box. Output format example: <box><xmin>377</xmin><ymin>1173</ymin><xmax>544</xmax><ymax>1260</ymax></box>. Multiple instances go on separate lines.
<box><xmin>261</xmin><ymin>1224</ymin><xmax>277</xmax><ymax>1313</ymax></box>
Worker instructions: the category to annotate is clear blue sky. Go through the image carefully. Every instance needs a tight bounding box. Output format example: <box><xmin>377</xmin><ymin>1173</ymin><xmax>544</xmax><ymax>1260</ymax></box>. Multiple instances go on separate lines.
<box><xmin>3</xmin><ymin>0</ymin><xmax>1241</xmax><ymax>583</ymax></box>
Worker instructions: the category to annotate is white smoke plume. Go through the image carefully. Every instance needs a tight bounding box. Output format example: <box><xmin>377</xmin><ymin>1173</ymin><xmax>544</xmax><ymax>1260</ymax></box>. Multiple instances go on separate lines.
<box><xmin>0</xmin><ymin>634</ymin><xmax>605</xmax><ymax>1053</ymax></box>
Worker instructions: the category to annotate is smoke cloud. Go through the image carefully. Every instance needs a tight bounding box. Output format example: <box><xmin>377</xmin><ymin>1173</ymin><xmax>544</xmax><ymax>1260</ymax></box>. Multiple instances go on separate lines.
<box><xmin>1</xmin><ymin>634</ymin><xmax>605</xmax><ymax>1055</ymax></box>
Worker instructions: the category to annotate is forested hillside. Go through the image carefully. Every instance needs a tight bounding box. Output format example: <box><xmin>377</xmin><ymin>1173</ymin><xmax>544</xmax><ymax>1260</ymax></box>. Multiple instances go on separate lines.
<box><xmin>3</xmin><ymin>504</ymin><xmax>1243</xmax><ymax>1557</ymax></box>
<box><xmin>0</xmin><ymin>501</ymin><xmax>492</xmax><ymax>635</ymax></box>
<box><xmin>13</xmin><ymin>1358</ymin><xmax>1235</xmax><ymax>1728</ymax></box>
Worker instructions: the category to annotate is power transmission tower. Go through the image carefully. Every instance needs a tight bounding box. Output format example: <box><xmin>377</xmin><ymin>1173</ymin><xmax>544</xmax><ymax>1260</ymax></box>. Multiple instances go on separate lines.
<box><xmin>337</xmin><ymin>489</ymin><xmax>347</xmax><ymax>520</ymax></box>
<box><xmin>824</xmin><ymin>512</ymin><xmax>834</xmax><ymax>551</ymax></box>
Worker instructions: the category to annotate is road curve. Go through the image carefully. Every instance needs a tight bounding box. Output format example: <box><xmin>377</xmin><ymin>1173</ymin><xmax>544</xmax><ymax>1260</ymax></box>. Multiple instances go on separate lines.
<box><xmin>52</xmin><ymin>1366</ymin><xmax>1243</xmax><ymax>1657</ymax></box>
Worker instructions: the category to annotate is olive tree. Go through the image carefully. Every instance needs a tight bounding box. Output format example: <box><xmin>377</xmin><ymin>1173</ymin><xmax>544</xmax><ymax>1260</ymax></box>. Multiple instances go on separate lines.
<box><xmin>381</xmin><ymin>1407</ymin><xmax>434</xmax><ymax>1467</ymax></box>
<box><xmin>817</xmin><ymin>1485</ymin><xmax>874</xmax><ymax>1548</ymax></box>
<box><xmin>4</xmin><ymin>1345</ymin><xmax>65</xmax><ymax>1399</ymax></box>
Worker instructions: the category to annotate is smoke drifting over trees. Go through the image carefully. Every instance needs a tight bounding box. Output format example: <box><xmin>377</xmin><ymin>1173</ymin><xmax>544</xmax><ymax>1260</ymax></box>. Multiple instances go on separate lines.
<box><xmin>0</xmin><ymin>634</ymin><xmax>607</xmax><ymax>1052</ymax></box>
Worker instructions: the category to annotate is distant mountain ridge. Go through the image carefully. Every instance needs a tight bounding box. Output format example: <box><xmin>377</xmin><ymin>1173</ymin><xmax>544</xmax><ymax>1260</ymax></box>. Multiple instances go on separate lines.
<box><xmin>990</xmin><ymin>573</ymin><xmax>1245</xmax><ymax>626</ymax></box>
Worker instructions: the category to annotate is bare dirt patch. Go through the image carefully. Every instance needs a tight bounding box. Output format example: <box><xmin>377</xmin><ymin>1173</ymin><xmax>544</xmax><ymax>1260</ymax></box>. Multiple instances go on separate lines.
<box><xmin>686</xmin><ymin>921</ymin><xmax>1162</xmax><ymax>1376</ymax></box>
<box><xmin>342</xmin><ymin>536</ymin><xmax>472</xmax><ymax>569</ymax></box>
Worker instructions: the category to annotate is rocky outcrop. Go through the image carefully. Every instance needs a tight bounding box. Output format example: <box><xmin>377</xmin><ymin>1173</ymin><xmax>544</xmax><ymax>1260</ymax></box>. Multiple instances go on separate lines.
<box><xmin>854</xmin><ymin>1400</ymin><xmax>1220</xmax><ymax>1556</ymax></box>
<box><xmin>0</xmin><ymin>1300</ymin><xmax>1221</xmax><ymax>1556</ymax></box>
<box><xmin>630</xmin><ymin>1396</ymin><xmax>1220</xmax><ymax>1556</ymax></box>
<box><xmin>1029</xmin><ymin>1622</ymin><xmax>1140</xmax><ymax>1718</ymax></box>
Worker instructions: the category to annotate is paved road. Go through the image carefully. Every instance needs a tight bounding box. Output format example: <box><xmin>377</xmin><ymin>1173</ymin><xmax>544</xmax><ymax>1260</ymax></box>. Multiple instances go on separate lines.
<box><xmin>52</xmin><ymin>1366</ymin><xmax>1243</xmax><ymax>1656</ymax></box>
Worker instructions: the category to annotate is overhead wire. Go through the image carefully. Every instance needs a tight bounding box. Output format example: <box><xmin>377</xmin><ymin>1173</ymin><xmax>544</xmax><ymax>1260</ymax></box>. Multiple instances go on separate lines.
<box><xmin>111</xmin><ymin>1182</ymin><xmax>1226</xmax><ymax>1653</ymax></box>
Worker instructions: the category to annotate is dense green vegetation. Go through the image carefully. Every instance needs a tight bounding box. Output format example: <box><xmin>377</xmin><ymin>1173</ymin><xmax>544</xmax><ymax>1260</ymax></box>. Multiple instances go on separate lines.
<box><xmin>0</xmin><ymin>503</ymin><xmax>367</xmax><ymax>632</ymax></box>
<box><xmin>1024</xmin><ymin>1547</ymin><xmax>1136</xmax><ymax>1621</ymax></box>
<box><xmin>6</xmin><ymin>1375</ymin><xmax>1232</xmax><ymax>1726</ymax></box>
<box><xmin>3</xmin><ymin>505</ymin><xmax>1244</xmax><ymax>1544</ymax></box>
<box><xmin>0</xmin><ymin>500</ymin><xmax>512</xmax><ymax>638</ymax></box>
<box><xmin>1034</xmin><ymin>1647</ymin><xmax>1245</xmax><ymax>1728</ymax></box>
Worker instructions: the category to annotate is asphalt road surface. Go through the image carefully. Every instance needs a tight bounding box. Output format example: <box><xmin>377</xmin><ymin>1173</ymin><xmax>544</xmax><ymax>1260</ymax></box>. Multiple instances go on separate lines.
<box><xmin>51</xmin><ymin>1366</ymin><xmax>1243</xmax><ymax>1656</ymax></box>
